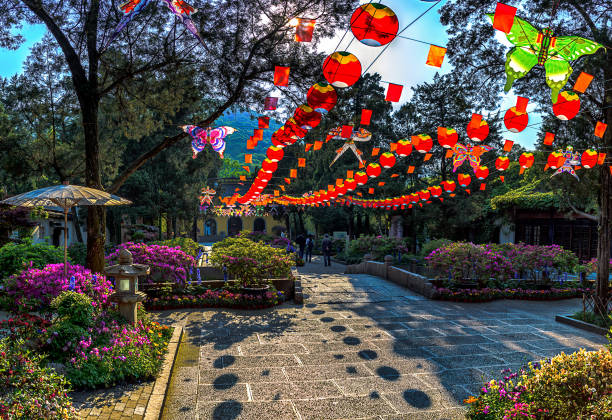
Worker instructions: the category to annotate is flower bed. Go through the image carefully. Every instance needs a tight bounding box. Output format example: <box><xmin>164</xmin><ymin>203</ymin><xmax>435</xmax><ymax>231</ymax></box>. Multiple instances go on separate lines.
<box><xmin>465</xmin><ymin>349</ymin><xmax>612</xmax><ymax>419</ymax></box>
<box><xmin>433</xmin><ymin>286</ymin><xmax>590</xmax><ymax>302</ymax></box>
<box><xmin>144</xmin><ymin>288</ymin><xmax>285</xmax><ymax>310</ymax></box>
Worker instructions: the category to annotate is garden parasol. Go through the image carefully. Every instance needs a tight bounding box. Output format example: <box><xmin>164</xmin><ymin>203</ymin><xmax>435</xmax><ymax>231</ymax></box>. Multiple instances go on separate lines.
<box><xmin>0</xmin><ymin>182</ymin><xmax>132</xmax><ymax>275</ymax></box>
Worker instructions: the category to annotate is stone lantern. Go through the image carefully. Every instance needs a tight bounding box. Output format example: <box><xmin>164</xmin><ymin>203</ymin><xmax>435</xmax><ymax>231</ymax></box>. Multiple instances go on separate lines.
<box><xmin>105</xmin><ymin>248</ymin><xmax>150</xmax><ymax>325</ymax></box>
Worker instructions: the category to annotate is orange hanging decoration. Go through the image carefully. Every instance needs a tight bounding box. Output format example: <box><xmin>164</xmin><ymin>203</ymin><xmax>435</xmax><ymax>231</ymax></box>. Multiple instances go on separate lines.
<box><xmin>492</xmin><ymin>2</ymin><xmax>517</xmax><ymax>34</ymax></box>
<box><xmin>385</xmin><ymin>83</ymin><xmax>403</xmax><ymax>102</ymax></box>
<box><xmin>573</xmin><ymin>72</ymin><xmax>593</xmax><ymax>93</ymax></box>
<box><xmin>426</xmin><ymin>45</ymin><xmax>446</xmax><ymax>68</ymax></box>
<box><xmin>274</xmin><ymin>66</ymin><xmax>290</xmax><ymax>86</ymax></box>
<box><xmin>595</xmin><ymin>122</ymin><xmax>608</xmax><ymax>138</ymax></box>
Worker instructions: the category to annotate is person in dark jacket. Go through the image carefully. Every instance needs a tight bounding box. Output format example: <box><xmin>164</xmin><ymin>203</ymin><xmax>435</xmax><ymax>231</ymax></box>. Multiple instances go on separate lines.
<box><xmin>296</xmin><ymin>234</ymin><xmax>306</xmax><ymax>259</ymax></box>
<box><xmin>321</xmin><ymin>234</ymin><xmax>332</xmax><ymax>266</ymax></box>
<box><xmin>305</xmin><ymin>235</ymin><xmax>314</xmax><ymax>262</ymax></box>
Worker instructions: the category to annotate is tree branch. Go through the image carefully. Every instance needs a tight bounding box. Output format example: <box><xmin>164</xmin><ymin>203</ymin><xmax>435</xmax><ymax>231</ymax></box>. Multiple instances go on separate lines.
<box><xmin>567</xmin><ymin>197</ymin><xmax>598</xmax><ymax>222</ymax></box>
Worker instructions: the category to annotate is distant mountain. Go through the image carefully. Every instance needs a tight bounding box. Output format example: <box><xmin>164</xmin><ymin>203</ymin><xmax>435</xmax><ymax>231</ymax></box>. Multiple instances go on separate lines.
<box><xmin>214</xmin><ymin>111</ymin><xmax>283</xmax><ymax>162</ymax></box>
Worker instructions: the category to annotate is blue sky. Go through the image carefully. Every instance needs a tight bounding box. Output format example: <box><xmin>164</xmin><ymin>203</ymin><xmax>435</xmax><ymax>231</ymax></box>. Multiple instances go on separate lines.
<box><xmin>0</xmin><ymin>2</ymin><xmax>537</xmax><ymax>147</ymax></box>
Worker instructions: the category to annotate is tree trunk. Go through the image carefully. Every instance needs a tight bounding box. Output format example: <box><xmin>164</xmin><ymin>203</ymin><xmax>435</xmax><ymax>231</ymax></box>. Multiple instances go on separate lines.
<box><xmin>192</xmin><ymin>214</ymin><xmax>198</xmax><ymax>241</ymax></box>
<box><xmin>71</xmin><ymin>207</ymin><xmax>84</xmax><ymax>243</ymax></box>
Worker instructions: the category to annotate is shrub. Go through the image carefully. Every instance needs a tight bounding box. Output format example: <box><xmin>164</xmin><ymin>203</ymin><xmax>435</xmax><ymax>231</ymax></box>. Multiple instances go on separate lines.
<box><xmin>150</xmin><ymin>237</ymin><xmax>201</xmax><ymax>257</ymax></box>
<box><xmin>491</xmin><ymin>243</ymin><xmax>579</xmax><ymax>277</ymax></box>
<box><xmin>465</xmin><ymin>349</ymin><xmax>612</xmax><ymax>419</ymax></box>
<box><xmin>210</xmin><ymin>237</ymin><xmax>292</xmax><ymax>287</ymax></box>
<box><xmin>106</xmin><ymin>242</ymin><xmax>195</xmax><ymax>284</ymax></box>
<box><xmin>0</xmin><ymin>239</ymin><xmax>64</xmax><ymax>280</ymax></box>
<box><xmin>67</xmin><ymin>242</ymin><xmax>87</xmax><ymax>267</ymax></box>
<box><xmin>345</xmin><ymin>235</ymin><xmax>408</xmax><ymax>260</ymax></box>
<box><xmin>3</xmin><ymin>263</ymin><xmax>113</xmax><ymax>313</ymax></box>
<box><xmin>0</xmin><ymin>338</ymin><xmax>76</xmax><ymax>419</ymax></box>
<box><xmin>420</xmin><ymin>238</ymin><xmax>451</xmax><ymax>257</ymax></box>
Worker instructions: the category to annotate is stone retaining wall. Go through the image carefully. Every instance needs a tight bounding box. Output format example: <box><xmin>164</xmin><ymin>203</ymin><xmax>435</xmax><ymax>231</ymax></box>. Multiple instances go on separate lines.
<box><xmin>345</xmin><ymin>256</ymin><xmax>435</xmax><ymax>298</ymax></box>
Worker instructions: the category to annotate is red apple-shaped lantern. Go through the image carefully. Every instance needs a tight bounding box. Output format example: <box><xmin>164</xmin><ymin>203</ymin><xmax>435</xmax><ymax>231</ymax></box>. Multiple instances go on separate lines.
<box><xmin>307</xmin><ymin>82</ymin><xmax>337</xmax><ymax>113</ymax></box>
<box><xmin>581</xmin><ymin>149</ymin><xmax>598</xmax><ymax>169</ymax></box>
<box><xmin>441</xmin><ymin>180</ymin><xmax>456</xmax><ymax>193</ymax></box>
<box><xmin>345</xmin><ymin>178</ymin><xmax>357</xmax><ymax>191</ymax></box>
<box><xmin>438</xmin><ymin>127</ymin><xmax>458</xmax><ymax>148</ymax></box>
<box><xmin>466</xmin><ymin>118</ymin><xmax>489</xmax><ymax>142</ymax></box>
<box><xmin>519</xmin><ymin>153</ymin><xmax>535</xmax><ymax>169</ymax></box>
<box><xmin>293</xmin><ymin>104</ymin><xmax>322</xmax><ymax>129</ymax></box>
<box><xmin>495</xmin><ymin>156</ymin><xmax>510</xmax><ymax>171</ymax></box>
<box><xmin>412</xmin><ymin>134</ymin><xmax>433</xmax><ymax>154</ymax></box>
<box><xmin>504</xmin><ymin>107</ymin><xmax>529</xmax><ymax>133</ymax></box>
<box><xmin>547</xmin><ymin>151</ymin><xmax>565</xmax><ymax>169</ymax></box>
<box><xmin>553</xmin><ymin>91</ymin><xmax>581</xmax><ymax>121</ymax></box>
<box><xmin>350</xmin><ymin>3</ymin><xmax>399</xmax><ymax>47</ymax></box>
<box><xmin>379</xmin><ymin>152</ymin><xmax>396</xmax><ymax>169</ymax></box>
<box><xmin>266</xmin><ymin>146</ymin><xmax>284</xmax><ymax>162</ymax></box>
<box><xmin>322</xmin><ymin>51</ymin><xmax>362</xmax><ymax>88</ymax></box>
<box><xmin>354</xmin><ymin>171</ymin><xmax>368</xmax><ymax>185</ymax></box>
<box><xmin>475</xmin><ymin>165</ymin><xmax>489</xmax><ymax>180</ymax></box>
<box><xmin>284</xmin><ymin>118</ymin><xmax>308</xmax><ymax>139</ymax></box>
<box><xmin>429</xmin><ymin>186</ymin><xmax>442</xmax><ymax>198</ymax></box>
<box><xmin>418</xmin><ymin>190</ymin><xmax>430</xmax><ymax>201</ymax></box>
<box><xmin>261</xmin><ymin>158</ymin><xmax>278</xmax><ymax>173</ymax></box>
<box><xmin>366</xmin><ymin>163</ymin><xmax>382</xmax><ymax>178</ymax></box>
<box><xmin>271</xmin><ymin>131</ymin><xmax>288</xmax><ymax>147</ymax></box>
<box><xmin>396</xmin><ymin>139</ymin><xmax>413</xmax><ymax>157</ymax></box>
<box><xmin>458</xmin><ymin>173</ymin><xmax>471</xmax><ymax>187</ymax></box>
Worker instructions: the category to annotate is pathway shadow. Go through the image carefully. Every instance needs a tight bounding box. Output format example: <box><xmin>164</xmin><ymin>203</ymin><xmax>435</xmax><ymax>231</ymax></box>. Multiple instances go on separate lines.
<box><xmin>403</xmin><ymin>389</ymin><xmax>431</xmax><ymax>409</ymax></box>
<box><xmin>212</xmin><ymin>400</ymin><xmax>243</xmax><ymax>420</ymax></box>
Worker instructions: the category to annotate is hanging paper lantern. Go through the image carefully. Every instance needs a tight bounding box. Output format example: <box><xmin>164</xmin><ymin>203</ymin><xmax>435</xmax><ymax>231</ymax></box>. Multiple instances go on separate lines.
<box><xmin>336</xmin><ymin>183</ymin><xmax>347</xmax><ymax>196</ymax></box>
<box><xmin>581</xmin><ymin>149</ymin><xmax>598</xmax><ymax>169</ymax></box>
<box><xmin>466</xmin><ymin>117</ymin><xmax>489</xmax><ymax>142</ymax></box>
<box><xmin>293</xmin><ymin>104</ymin><xmax>322</xmax><ymax>129</ymax></box>
<box><xmin>322</xmin><ymin>51</ymin><xmax>362</xmax><ymax>88</ymax></box>
<box><xmin>306</xmin><ymin>82</ymin><xmax>337</xmax><ymax>113</ymax></box>
<box><xmin>475</xmin><ymin>165</ymin><xmax>489</xmax><ymax>180</ymax></box>
<box><xmin>257</xmin><ymin>170</ymin><xmax>273</xmax><ymax>182</ymax></box>
<box><xmin>396</xmin><ymin>139</ymin><xmax>413</xmax><ymax>157</ymax></box>
<box><xmin>284</xmin><ymin>118</ymin><xmax>308</xmax><ymax>138</ymax></box>
<box><xmin>547</xmin><ymin>151</ymin><xmax>565</xmax><ymax>169</ymax></box>
<box><xmin>441</xmin><ymin>180</ymin><xmax>456</xmax><ymax>193</ymax></box>
<box><xmin>495</xmin><ymin>156</ymin><xmax>510</xmax><ymax>171</ymax></box>
<box><xmin>429</xmin><ymin>186</ymin><xmax>442</xmax><ymax>198</ymax></box>
<box><xmin>366</xmin><ymin>163</ymin><xmax>382</xmax><ymax>178</ymax></box>
<box><xmin>345</xmin><ymin>178</ymin><xmax>357</xmax><ymax>191</ymax></box>
<box><xmin>355</xmin><ymin>171</ymin><xmax>368</xmax><ymax>185</ymax></box>
<box><xmin>504</xmin><ymin>107</ymin><xmax>529</xmax><ymax>133</ymax></box>
<box><xmin>261</xmin><ymin>159</ymin><xmax>278</xmax><ymax>173</ymax></box>
<box><xmin>266</xmin><ymin>146</ymin><xmax>284</xmax><ymax>162</ymax></box>
<box><xmin>350</xmin><ymin>3</ymin><xmax>399</xmax><ymax>47</ymax></box>
<box><xmin>379</xmin><ymin>152</ymin><xmax>396</xmax><ymax>169</ymax></box>
<box><xmin>412</xmin><ymin>134</ymin><xmax>433</xmax><ymax>153</ymax></box>
<box><xmin>458</xmin><ymin>173</ymin><xmax>471</xmax><ymax>187</ymax></box>
<box><xmin>437</xmin><ymin>127</ymin><xmax>458</xmax><ymax>148</ymax></box>
<box><xmin>553</xmin><ymin>91</ymin><xmax>581</xmax><ymax>121</ymax></box>
<box><xmin>519</xmin><ymin>153</ymin><xmax>534</xmax><ymax>168</ymax></box>
<box><xmin>418</xmin><ymin>190</ymin><xmax>430</xmax><ymax>201</ymax></box>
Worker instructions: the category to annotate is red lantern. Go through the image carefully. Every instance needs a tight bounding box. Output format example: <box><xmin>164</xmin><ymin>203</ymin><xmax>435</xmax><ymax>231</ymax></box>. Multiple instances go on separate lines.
<box><xmin>441</xmin><ymin>180</ymin><xmax>456</xmax><ymax>193</ymax></box>
<box><xmin>345</xmin><ymin>178</ymin><xmax>357</xmax><ymax>191</ymax></box>
<box><xmin>418</xmin><ymin>190</ymin><xmax>430</xmax><ymax>201</ymax></box>
<box><xmin>379</xmin><ymin>152</ymin><xmax>396</xmax><ymax>169</ymax></box>
<box><xmin>437</xmin><ymin>127</ymin><xmax>458</xmax><ymax>148</ymax></box>
<box><xmin>581</xmin><ymin>149</ymin><xmax>598</xmax><ymax>169</ymax></box>
<box><xmin>261</xmin><ymin>159</ymin><xmax>278</xmax><ymax>173</ymax></box>
<box><xmin>495</xmin><ymin>156</ymin><xmax>510</xmax><ymax>171</ymax></box>
<box><xmin>429</xmin><ymin>186</ymin><xmax>442</xmax><ymax>198</ymax></box>
<box><xmin>412</xmin><ymin>134</ymin><xmax>433</xmax><ymax>154</ymax></box>
<box><xmin>519</xmin><ymin>153</ymin><xmax>534</xmax><ymax>168</ymax></box>
<box><xmin>504</xmin><ymin>107</ymin><xmax>529</xmax><ymax>133</ymax></box>
<box><xmin>355</xmin><ymin>171</ymin><xmax>368</xmax><ymax>185</ymax></box>
<box><xmin>266</xmin><ymin>146</ymin><xmax>284</xmax><ymax>162</ymax></box>
<box><xmin>475</xmin><ymin>165</ymin><xmax>489</xmax><ymax>180</ymax></box>
<box><xmin>284</xmin><ymin>118</ymin><xmax>308</xmax><ymax>138</ymax></box>
<box><xmin>350</xmin><ymin>3</ymin><xmax>399</xmax><ymax>47</ymax></box>
<box><xmin>396</xmin><ymin>139</ymin><xmax>413</xmax><ymax>157</ymax></box>
<box><xmin>458</xmin><ymin>173</ymin><xmax>471</xmax><ymax>187</ymax></box>
<box><xmin>553</xmin><ymin>91</ymin><xmax>581</xmax><ymax>121</ymax></box>
<box><xmin>293</xmin><ymin>104</ymin><xmax>322</xmax><ymax>129</ymax></box>
<box><xmin>547</xmin><ymin>151</ymin><xmax>565</xmax><ymax>169</ymax></box>
<box><xmin>307</xmin><ymin>82</ymin><xmax>337</xmax><ymax>113</ymax></box>
<box><xmin>257</xmin><ymin>170</ymin><xmax>273</xmax><ymax>182</ymax></box>
<box><xmin>322</xmin><ymin>51</ymin><xmax>362</xmax><ymax>88</ymax></box>
<box><xmin>366</xmin><ymin>163</ymin><xmax>381</xmax><ymax>178</ymax></box>
<box><xmin>466</xmin><ymin>117</ymin><xmax>489</xmax><ymax>142</ymax></box>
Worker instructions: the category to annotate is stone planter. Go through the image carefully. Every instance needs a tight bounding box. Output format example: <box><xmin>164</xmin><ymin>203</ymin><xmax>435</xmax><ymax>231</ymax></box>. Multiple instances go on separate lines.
<box><xmin>241</xmin><ymin>284</ymin><xmax>270</xmax><ymax>297</ymax></box>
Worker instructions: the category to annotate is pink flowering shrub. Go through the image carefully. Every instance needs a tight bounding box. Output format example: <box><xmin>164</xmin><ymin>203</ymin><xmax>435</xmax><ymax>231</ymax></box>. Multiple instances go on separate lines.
<box><xmin>106</xmin><ymin>242</ymin><xmax>195</xmax><ymax>284</ymax></box>
<box><xmin>145</xmin><ymin>288</ymin><xmax>285</xmax><ymax>310</ymax></box>
<box><xmin>2</xmin><ymin>263</ymin><xmax>113</xmax><ymax>312</ymax></box>
<box><xmin>491</xmin><ymin>243</ymin><xmax>578</xmax><ymax>277</ymax></box>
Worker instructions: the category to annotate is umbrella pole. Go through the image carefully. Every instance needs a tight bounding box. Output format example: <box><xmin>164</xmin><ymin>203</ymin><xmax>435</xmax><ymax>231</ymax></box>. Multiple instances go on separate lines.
<box><xmin>64</xmin><ymin>208</ymin><xmax>68</xmax><ymax>276</ymax></box>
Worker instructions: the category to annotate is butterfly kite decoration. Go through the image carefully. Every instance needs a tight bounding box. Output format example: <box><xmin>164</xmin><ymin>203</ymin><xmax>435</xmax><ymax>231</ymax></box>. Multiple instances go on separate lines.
<box><xmin>198</xmin><ymin>186</ymin><xmax>216</xmax><ymax>211</ymax></box>
<box><xmin>102</xmin><ymin>0</ymin><xmax>204</xmax><ymax>51</ymax></box>
<box><xmin>181</xmin><ymin>125</ymin><xmax>237</xmax><ymax>159</ymax></box>
<box><xmin>551</xmin><ymin>146</ymin><xmax>581</xmax><ymax>180</ymax></box>
<box><xmin>487</xmin><ymin>13</ymin><xmax>604</xmax><ymax>103</ymax></box>
<box><xmin>327</xmin><ymin>127</ymin><xmax>373</xmax><ymax>167</ymax></box>
<box><xmin>451</xmin><ymin>143</ymin><xmax>493</xmax><ymax>173</ymax></box>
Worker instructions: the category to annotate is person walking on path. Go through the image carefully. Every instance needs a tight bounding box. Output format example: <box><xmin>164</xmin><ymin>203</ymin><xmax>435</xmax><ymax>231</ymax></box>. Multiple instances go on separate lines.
<box><xmin>296</xmin><ymin>234</ymin><xmax>306</xmax><ymax>259</ymax></box>
<box><xmin>321</xmin><ymin>234</ymin><xmax>332</xmax><ymax>266</ymax></box>
<box><xmin>305</xmin><ymin>235</ymin><xmax>314</xmax><ymax>263</ymax></box>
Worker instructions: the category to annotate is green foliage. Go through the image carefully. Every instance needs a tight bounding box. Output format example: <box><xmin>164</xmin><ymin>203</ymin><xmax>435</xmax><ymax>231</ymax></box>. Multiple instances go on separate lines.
<box><xmin>345</xmin><ymin>235</ymin><xmax>408</xmax><ymax>261</ymax></box>
<box><xmin>51</xmin><ymin>291</ymin><xmax>94</xmax><ymax>327</ymax></box>
<box><xmin>571</xmin><ymin>311</ymin><xmax>612</xmax><ymax>329</ymax></box>
<box><xmin>150</xmin><ymin>237</ymin><xmax>200</xmax><ymax>257</ymax></box>
<box><xmin>0</xmin><ymin>338</ymin><xmax>76</xmax><ymax>419</ymax></box>
<box><xmin>490</xmin><ymin>179</ymin><xmax>562</xmax><ymax>211</ymax></box>
<box><xmin>0</xmin><ymin>239</ymin><xmax>64</xmax><ymax>280</ymax></box>
<box><xmin>67</xmin><ymin>242</ymin><xmax>87</xmax><ymax>266</ymax></box>
<box><xmin>420</xmin><ymin>238</ymin><xmax>451</xmax><ymax>257</ymax></box>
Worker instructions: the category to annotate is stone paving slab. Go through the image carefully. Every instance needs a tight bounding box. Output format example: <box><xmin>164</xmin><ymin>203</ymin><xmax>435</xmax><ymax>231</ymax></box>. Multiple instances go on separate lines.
<box><xmin>157</xmin><ymin>258</ymin><xmax>607</xmax><ymax>420</ymax></box>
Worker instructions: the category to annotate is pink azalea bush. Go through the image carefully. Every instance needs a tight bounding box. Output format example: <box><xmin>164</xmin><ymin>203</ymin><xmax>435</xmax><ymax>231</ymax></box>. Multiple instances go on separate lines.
<box><xmin>491</xmin><ymin>243</ymin><xmax>578</xmax><ymax>278</ymax></box>
<box><xmin>106</xmin><ymin>242</ymin><xmax>195</xmax><ymax>284</ymax></box>
<box><xmin>2</xmin><ymin>263</ymin><xmax>113</xmax><ymax>312</ymax></box>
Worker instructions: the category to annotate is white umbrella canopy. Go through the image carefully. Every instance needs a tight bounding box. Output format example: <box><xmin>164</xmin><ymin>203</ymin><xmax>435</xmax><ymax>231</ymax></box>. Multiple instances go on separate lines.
<box><xmin>0</xmin><ymin>182</ymin><xmax>132</xmax><ymax>274</ymax></box>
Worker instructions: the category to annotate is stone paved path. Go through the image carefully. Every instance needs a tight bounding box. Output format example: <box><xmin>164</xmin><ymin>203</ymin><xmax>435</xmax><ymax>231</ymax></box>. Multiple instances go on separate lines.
<box><xmin>158</xmin><ymin>257</ymin><xmax>607</xmax><ymax>420</ymax></box>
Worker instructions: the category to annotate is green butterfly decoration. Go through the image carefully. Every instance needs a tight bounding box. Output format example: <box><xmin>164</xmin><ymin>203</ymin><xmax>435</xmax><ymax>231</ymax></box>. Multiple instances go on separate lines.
<box><xmin>486</xmin><ymin>13</ymin><xmax>604</xmax><ymax>103</ymax></box>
